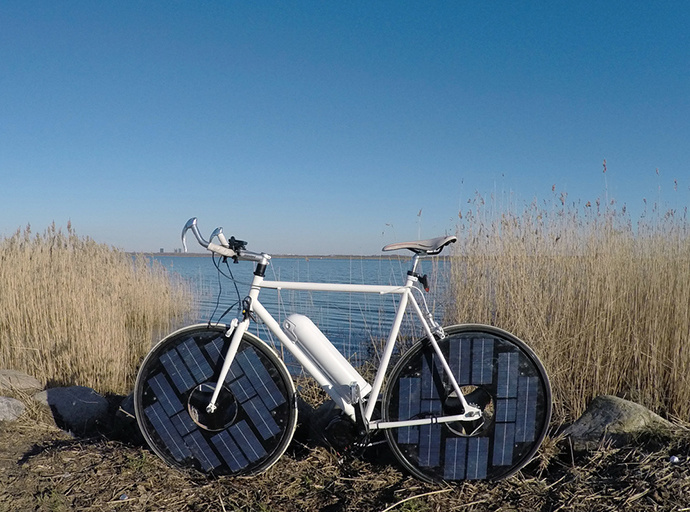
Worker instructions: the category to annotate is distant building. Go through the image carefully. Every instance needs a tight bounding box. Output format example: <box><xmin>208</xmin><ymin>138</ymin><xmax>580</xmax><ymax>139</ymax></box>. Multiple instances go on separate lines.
<box><xmin>160</xmin><ymin>248</ymin><xmax>164</xmax><ymax>253</ymax></box>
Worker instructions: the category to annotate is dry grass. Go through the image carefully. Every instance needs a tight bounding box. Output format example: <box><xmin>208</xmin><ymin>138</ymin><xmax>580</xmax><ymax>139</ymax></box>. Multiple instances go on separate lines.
<box><xmin>4</xmin><ymin>410</ymin><xmax>690</xmax><ymax>511</ymax></box>
<box><xmin>449</xmin><ymin>189</ymin><xmax>690</xmax><ymax>423</ymax></box>
<box><xmin>0</xmin><ymin>223</ymin><xmax>193</xmax><ymax>394</ymax></box>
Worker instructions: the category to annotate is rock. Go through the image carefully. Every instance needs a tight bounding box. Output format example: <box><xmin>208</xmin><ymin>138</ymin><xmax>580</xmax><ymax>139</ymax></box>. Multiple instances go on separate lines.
<box><xmin>112</xmin><ymin>393</ymin><xmax>144</xmax><ymax>444</ymax></box>
<box><xmin>0</xmin><ymin>396</ymin><xmax>26</xmax><ymax>422</ymax></box>
<box><xmin>563</xmin><ymin>395</ymin><xmax>672</xmax><ymax>451</ymax></box>
<box><xmin>33</xmin><ymin>386</ymin><xmax>109</xmax><ymax>435</ymax></box>
<box><xmin>0</xmin><ymin>370</ymin><xmax>42</xmax><ymax>393</ymax></box>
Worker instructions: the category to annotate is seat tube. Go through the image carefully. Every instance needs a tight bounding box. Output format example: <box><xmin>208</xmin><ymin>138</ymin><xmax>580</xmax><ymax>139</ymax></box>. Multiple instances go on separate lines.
<box><xmin>364</xmin><ymin>259</ymin><xmax>420</xmax><ymax>421</ymax></box>
<box><xmin>364</xmin><ymin>287</ymin><xmax>411</xmax><ymax>420</ymax></box>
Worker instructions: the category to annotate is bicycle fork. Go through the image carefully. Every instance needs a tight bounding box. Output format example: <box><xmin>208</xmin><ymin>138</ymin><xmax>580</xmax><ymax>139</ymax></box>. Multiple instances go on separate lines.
<box><xmin>205</xmin><ymin>316</ymin><xmax>245</xmax><ymax>414</ymax></box>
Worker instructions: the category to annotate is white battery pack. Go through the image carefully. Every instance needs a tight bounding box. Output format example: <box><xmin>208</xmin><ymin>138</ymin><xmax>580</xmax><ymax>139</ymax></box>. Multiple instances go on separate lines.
<box><xmin>283</xmin><ymin>314</ymin><xmax>372</xmax><ymax>402</ymax></box>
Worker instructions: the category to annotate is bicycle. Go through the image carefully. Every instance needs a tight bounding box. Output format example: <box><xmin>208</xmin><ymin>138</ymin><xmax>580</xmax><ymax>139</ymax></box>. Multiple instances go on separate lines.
<box><xmin>134</xmin><ymin>217</ymin><xmax>552</xmax><ymax>483</ymax></box>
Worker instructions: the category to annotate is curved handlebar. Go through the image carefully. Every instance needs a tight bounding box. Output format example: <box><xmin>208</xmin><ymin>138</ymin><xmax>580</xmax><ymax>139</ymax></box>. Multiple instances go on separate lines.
<box><xmin>210</xmin><ymin>227</ymin><xmax>229</xmax><ymax>247</ymax></box>
<box><xmin>181</xmin><ymin>218</ymin><xmax>207</xmax><ymax>250</ymax></box>
<box><xmin>182</xmin><ymin>217</ymin><xmax>258</xmax><ymax>261</ymax></box>
<box><xmin>182</xmin><ymin>217</ymin><xmax>238</xmax><ymax>259</ymax></box>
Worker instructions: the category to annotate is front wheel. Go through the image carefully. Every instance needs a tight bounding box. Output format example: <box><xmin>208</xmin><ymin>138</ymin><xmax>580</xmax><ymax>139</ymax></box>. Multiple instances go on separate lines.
<box><xmin>134</xmin><ymin>324</ymin><xmax>297</xmax><ymax>476</ymax></box>
<box><xmin>383</xmin><ymin>324</ymin><xmax>551</xmax><ymax>483</ymax></box>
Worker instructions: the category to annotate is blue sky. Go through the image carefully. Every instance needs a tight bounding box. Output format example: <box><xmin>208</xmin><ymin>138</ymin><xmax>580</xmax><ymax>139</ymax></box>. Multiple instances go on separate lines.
<box><xmin>1</xmin><ymin>2</ymin><xmax>688</xmax><ymax>254</ymax></box>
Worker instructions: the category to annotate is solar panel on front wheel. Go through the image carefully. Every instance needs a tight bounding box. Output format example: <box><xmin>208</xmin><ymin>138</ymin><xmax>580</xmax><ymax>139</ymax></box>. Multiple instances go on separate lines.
<box><xmin>136</xmin><ymin>327</ymin><xmax>297</xmax><ymax>476</ymax></box>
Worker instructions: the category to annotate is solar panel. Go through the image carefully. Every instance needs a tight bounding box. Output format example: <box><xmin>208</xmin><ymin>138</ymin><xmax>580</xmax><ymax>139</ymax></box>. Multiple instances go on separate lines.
<box><xmin>171</xmin><ymin>410</ymin><xmax>197</xmax><ymax>436</ymax></box>
<box><xmin>444</xmin><ymin>438</ymin><xmax>467</xmax><ymax>480</ymax></box>
<box><xmin>229</xmin><ymin>420</ymin><xmax>267</xmax><ymax>463</ymax></box>
<box><xmin>465</xmin><ymin>437</ymin><xmax>489</xmax><ymax>479</ymax></box>
<box><xmin>160</xmin><ymin>349</ymin><xmax>196</xmax><ymax>394</ymax></box>
<box><xmin>236</xmin><ymin>348</ymin><xmax>286</xmax><ymax>409</ymax></box>
<box><xmin>421</xmin><ymin>353</ymin><xmax>441</xmax><ymax>400</ymax></box>
<box><xmin>184</xmin><ymin>429</ymin><xmax>221</xmax><ymax>472</ymax></box>
<box><xmin>515</xmin><ymin>376</ymin><xmax>538</xmax><ymax>443</ymax></box>
<box><xmin>178</xmin><ymin>337</ymin><xmax>214</xmax><ymax>382</ymax></box>
<box><xmin>227</xmin><ymin>374</ymin><xmax>257</xmax><ymax>403</ymax></box>
<box><xmin>397</xmin><ymin>377</ymin><xmax>420</xmax><ymax>444</ymax></box>
<box><xmin>421</xmin><ymin>398</ymin><xmax>441</xmax><ymax>415</ymax></box>
<box><xmin>149</xmin><ymin>373</ymin><xmax>184</xmax><ymax>416</ymax></box>
<box><xmin>418</xmin><ymin>424</ymin><xmax>441</xmax><ymax>467</ymax></box>
<box><xmin>212</xmin><ymin>430</ymin><xmax>249</xmax><ymax>472</ymax></box>
<box><xmin>495</xmin><ymin>398</ymin><xmax>517</xmax><ymax>423</ymax></box>
<box><xmin>496</xmin><ymin>352</ymin><xmax>519</xmax><ymax>398</ymax></box>
<box><xmin>145</xmin><ymin>402</ymin><xmax>191</xmax><ymax>462</ymax></box>
<box><xmin>492</xmin><ymin>422</ymin><xmax>516</xmax><ymax>466</ymax></box>
<box><xmin>203</xmin><ymin>336</ymin><xmax>225</xmax><ymax>363</ymax></box>
<box><xmin>449</xmin><ymin>337</ymin><xmax>472</xmax><ymax>386</ymax></box>
<box><xmin>241</xmin><ymin>395</ymin><xmax>281</xmax><ymax>440</ymax></box>
<box><xmin>471</xmin><ymin>338</ymin><xmax>494</xmax><ymax>385</ymax></box>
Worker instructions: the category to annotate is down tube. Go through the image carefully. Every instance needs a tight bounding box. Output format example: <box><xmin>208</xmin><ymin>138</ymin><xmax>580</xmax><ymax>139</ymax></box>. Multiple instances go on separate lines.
<box><xmin>250</xmin><ymin>299</ymin><xmax>357</xmax><ymax>418</ymax></box>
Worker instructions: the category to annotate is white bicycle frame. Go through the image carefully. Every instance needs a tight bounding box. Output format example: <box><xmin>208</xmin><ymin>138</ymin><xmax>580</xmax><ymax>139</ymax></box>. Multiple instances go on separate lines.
<box><xmin>183</xmin><ymin>218</ymin><xmax>481</xmax><ymax>432</ymax></box>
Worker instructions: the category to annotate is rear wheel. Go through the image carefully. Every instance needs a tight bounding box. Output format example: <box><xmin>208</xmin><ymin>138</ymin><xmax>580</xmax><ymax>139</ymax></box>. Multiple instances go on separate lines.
<box><xmin>134</xmin><ymin>324</ymin><xmax>297</xmax><ymax>476</ymax></box>
<box><xmin>383</xmin><ymin>324</ymin><xmax>551</xmax><ymax>482</ymax></box>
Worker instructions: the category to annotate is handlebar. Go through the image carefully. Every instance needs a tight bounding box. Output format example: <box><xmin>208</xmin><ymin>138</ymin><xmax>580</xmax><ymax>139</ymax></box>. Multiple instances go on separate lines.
<box><xmin>182</xmin><ymin>217</ymin><xmax>263</xmax><ymax>262</ymax></box>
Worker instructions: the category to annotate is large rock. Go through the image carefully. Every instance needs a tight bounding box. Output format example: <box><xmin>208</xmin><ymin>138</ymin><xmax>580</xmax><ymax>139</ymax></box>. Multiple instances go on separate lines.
<box><xmin>563</xmin><ymin>395</ymin><xmax>672</xmax><ymax>451</ymax></box>
<box><xmin>33</xmin><ymin>386</ymin><xmax>109</xmax><ymax>435</ymax></box>
<box><xmin>0</xmin><ymin>396</ymin><xmax>25</xmax><ymax>422</ymax></box>
<box><xmin>0</xmin><ymin>369</ymin><xmax>42</xmax><ymax>393</ymax></box>
<box><xmin>112</xmin><ymin>393</ymin><xmax>144</xmax><ymax>444</ymax></box>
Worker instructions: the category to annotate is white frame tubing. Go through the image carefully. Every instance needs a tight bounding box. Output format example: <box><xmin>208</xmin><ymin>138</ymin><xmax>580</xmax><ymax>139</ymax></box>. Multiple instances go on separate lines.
<box><xmin>205</xmin><ymin>254</ymin><xmax>472</xmax><ymax>428</ymax></box>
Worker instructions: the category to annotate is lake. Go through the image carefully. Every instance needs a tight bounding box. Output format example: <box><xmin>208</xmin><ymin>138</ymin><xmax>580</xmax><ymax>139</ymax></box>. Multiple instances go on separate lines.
<box><xmin>152</xmin><ymin>254</ymin><xmax>452</xmax><ymax>367</ymax></box>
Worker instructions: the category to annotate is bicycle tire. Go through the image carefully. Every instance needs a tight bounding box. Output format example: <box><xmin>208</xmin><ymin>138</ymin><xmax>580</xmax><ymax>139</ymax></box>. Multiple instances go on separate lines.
<box><xmin>134</xmin><ymin>324</ymin><xmax>297</xmax><ymax>476</ymax></box>
<box><xmin>383</xmin><ymin>324</ymin><xmax>551</xmax><ymax>483</ymax></box>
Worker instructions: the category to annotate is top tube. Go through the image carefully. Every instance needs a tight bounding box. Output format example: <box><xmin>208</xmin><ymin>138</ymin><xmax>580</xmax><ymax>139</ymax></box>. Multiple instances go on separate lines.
<box><xmin>258</xmin><ymin>279</ymin><xmax>410</xmax><ymax>294</ymax></box>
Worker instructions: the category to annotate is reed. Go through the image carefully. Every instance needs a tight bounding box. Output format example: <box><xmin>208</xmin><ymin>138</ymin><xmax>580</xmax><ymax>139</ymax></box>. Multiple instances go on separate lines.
<box><xmin>0</xmin><ymin>223</ymin><xmax>193</xmax><ymax>394</ymax></box>
<box><xmin>449</xmin><ymin>189</ymin><xmax>690</xmax><ymax>422</ymax></box>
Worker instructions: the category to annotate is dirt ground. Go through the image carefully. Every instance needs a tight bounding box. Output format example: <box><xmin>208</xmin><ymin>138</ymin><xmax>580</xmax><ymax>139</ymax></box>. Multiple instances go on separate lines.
<box><xmin>3</xmin><ymin>397</ymin><xmax>690</xmax><ymax>512</ymax></box>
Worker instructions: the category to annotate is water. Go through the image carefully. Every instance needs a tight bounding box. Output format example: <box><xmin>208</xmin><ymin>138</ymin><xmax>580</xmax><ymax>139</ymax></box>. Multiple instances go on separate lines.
<box><xmin>153</xmin><ymin>254</ymin><xmax>451</xmax><ymax>366</ymax></box>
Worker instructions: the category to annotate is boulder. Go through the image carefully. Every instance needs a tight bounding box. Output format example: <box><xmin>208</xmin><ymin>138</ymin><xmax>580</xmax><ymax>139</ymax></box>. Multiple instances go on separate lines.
<box><xmin>33</xmin><ymin>386</ymin><xmax>109</xmax><ymax>435</ymax></box>
<box><xmin>0</xmin><ymin>370</ymin><xmax>42</xmax><ymax>393</ymax></box>
<box><xmin>112</xmin><ymin>393</ymin><xmax>144</xmax><ymax>444</ymax></box>
<box><xmin>563</xmin><ymin>395</ymin><xmax>672</xmax><ymax>451</ymax></box>
<box><xmin>0</xmin><ymin>396</ymin><xmax>25</xmax><ymax>422</ymax></box>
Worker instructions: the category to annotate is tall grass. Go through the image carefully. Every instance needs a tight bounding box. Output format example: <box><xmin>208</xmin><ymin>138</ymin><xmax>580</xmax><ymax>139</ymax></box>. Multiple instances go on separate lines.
<box><xmin>449</xmin><ymin>190</ymin><xmax>690</xmax><ymax>422</ymax></box>
<box><xmin>0</xmin><ymin>223</ymin><xmax>193</xmax><ymax>394</ymax></box>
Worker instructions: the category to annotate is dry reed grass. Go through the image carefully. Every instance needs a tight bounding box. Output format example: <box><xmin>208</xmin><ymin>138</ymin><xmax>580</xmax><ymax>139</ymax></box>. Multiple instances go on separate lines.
<box><xmin>449</xmin><ymin>189</ymin><xmax>690</xmax><ymax>423</ymax></box>
<box><xmin>0</xmin><ymin>223</ymin><xmax>193</xmax><ymax>394</ymax></box>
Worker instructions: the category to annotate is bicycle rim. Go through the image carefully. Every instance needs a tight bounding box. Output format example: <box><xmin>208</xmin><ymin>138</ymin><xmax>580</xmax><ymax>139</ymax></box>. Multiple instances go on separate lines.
<box><xmin>383</xmin><ymin>324</ymin><xmax>551</xmax><ymax>482</ymax></box>
<box><xmin>134</xmin><ymin>324</ymin><xmax>297</xmax><ymax>476</ymax></box>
